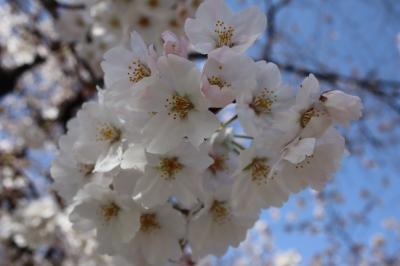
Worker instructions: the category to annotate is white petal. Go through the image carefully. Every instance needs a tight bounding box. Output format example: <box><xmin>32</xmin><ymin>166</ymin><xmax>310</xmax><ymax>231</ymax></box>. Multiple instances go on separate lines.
<box><xmin>283</xmin><ymin>138</ymin><xmax>316</xmax><ymax>164</ymax></box>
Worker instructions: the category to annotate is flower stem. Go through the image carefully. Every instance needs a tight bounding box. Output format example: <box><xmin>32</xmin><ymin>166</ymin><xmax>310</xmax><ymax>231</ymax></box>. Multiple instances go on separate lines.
<box><xmin>222</xmin><ymin>114</ymin><xmax>238</xmax><ymax>127</ymax></box>
<box><xmin>234</xmin><ymin>134</ymin><xmax>253</xmax><ymax>140</ymax></box>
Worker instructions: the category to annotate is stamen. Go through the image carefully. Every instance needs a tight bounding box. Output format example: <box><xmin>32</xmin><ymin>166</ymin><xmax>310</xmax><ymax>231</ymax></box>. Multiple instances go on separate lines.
<box><xmin>249</xmin><ymin>89</ymin><xmax>277</xmax><ymax>115</ymax></box>
<box><xmin>158</xmin><ymin>157</ymin><xmax>183</xmax><ymax>180</ymax></box>
<box><xmin>209</xmin><ymin>200</ymin><xmax>230</xmax><ymax>224</ymax></box>
<box><xmin>147</xmin><ymin>0</ymin><xmax>159</xmax><ymax>8</ymax></box>
<box><xmin>78</xmin><ymin>163</ymin><xmax>94</xmax><ymax>177</ymax></box>
<box><xmin>101</xmin><ymin>202</ymin><xmax>120</xmax><ymax>222</ymax></box>
<box><xmin>300</xmin><ymin>108</ymin><xmax>316</xmax><ymax>128</ymax></box>
<box><xmin>165</xmin><ymin>95</ymin><xmax>194</xmax><ymax>120</ymax></box>
<box><xmin>208</xmin><ymin>76</ymin><xmax>231</xmax><ymax>89</ymax></box>
<box><xmin>128</xmin><ymin>60</ymin><xmax>151</xmax><ymax>83</ymax></box>
<box><xmin>208</xmin><ymin>154</ymin><xmax>226</xmax><ymax>174</ymax></box>
<box><xmin>245</xmin><ymin>158</ymin><xmax>274</xmax><ymax>185</ymax></box>
<box><xmin>140</xmin><ymin>213</ymin><xmax>161</xmax><ymax>233</ymax></box>
<box><xmin>109</xmin><ymin>16</ymin><xmax>121</xmax><ymax>29</ymax></box>
<box><xmin>96</xmin><ymin>123</ymin><xmax>121</xmax><ymax>143</ymax></box>
<box><xmin>295</xmin><ymin>154</ymin><xmax>314</xmax><ymax>169</ymax></box>
<box><xmin>215</xmin><ymin>20</ymin><xmax>234</xmax><ymax>48</ymax></box>
<box><xmin>137</xmin><ymin>16</ymin><xmax>151</xmax><ymax>28</ymax></box>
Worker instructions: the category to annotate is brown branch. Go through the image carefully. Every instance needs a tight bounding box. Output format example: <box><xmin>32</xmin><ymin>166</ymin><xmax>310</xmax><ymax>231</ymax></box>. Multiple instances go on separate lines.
<box><xmin>0</xmin><ymin>55</ymin><xmax>46</xmax><ymax>98</ymax></box>
<box><xmin>264</xmin><ymin>0</ymin><xmax>293</xmax><ymax>59</ymax></box>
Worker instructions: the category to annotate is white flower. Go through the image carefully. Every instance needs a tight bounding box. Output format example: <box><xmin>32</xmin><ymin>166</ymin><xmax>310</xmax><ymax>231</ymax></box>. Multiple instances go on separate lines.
<box><xmin>274</xmin><ymin>74</ymin><xmax>332</xmax><ymax>141</ymax></box>
<box><xmin>70</xmin><ymin>184</ymin><xmax>141</xmax><ymax>255</ymax></box>
<box><xmin>72</xmin><ymin>100</ymin><xmax>141</xmax><ymax>172</ymax></box>
<box><xmin>140</xmin><ymin>54</ymin><xmax>220</xmax><ymax>153</ymax></box>
<box><xmin>101</xmin><ymin>31</ymin><xmax>157</xmax><ymax>106</ymax></box>
<box><xmin>200</xmin><ymin>128</ymin><xmax>239</xmax><ymax>191</ymax></box>
<box><xmin>201</xmin><ymin>47</ymin><xmax>257</xmax><ymax>107</ymax></box>
<box><xmin>51</xmin><ymin>119</ymin><xmax>110</xmax><ymax>203</ymax></box>
<box><xmin>117</xmin><ymin>204</ymin><xmax>186</xmax><ymax>266</ymax></box>
<box><xmin>237</xmin><ymin>61</ymin><xmax>294</xmax><ymax>138</ymax></box>
<box><xmin>134</xmin><ymin>141</ymin><xmax>212</xmax><ymax>208</ymax></box>
<box><xmin>188</xmin><ymin>186</ymin><xmax>258</xmax><ymax>259</ymax></box>
<box><xmin>185</xmin><ymin>0</ymin><xmax>267</xmax><ymax>54</ymax></box>
<box><xmin>320</xmin><ymin>90</ymin><xmax>362</xmax><ymax>126</ymax></box>
<box><xmin>232</xmin><ymin>144</ymin><xmax>293</xmax><ymax>210</ymax></box>
<box><xmin>279</xmin><ymin>127</ymin><xmax>346</xmax><ymax>191</ymax></box>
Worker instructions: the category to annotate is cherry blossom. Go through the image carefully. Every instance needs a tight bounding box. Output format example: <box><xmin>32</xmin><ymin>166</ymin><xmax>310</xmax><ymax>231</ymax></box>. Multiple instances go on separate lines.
<box><xmin>134</xmin><ymin>141</ymin><xmax>212</xmax><ymax>208</ymax></box>
<box><xmin>101</xmin><ymin>31</ymin><xmax>157</xmax><ymax>106</ymax></box>
<box><xmin>49</xmin><ymin>0</ymin><xmax>363</xmax><ymax>264</ymax></box>
<box><xmin>185</xmin><ymin>0</ymin><xmax>267</xmax><ymax>54</ymax></box>
<box><xmin>69</xmin><ymin>184</ymin><xmax>141</xmax><ymax>254</ymax></box>
<box><xmin>201</xmin><ymin>47</ymin><xmax>257</xmax><ymax>107</ymax></box>
<box><xmin>139</xmin><ymin>54</ymin><xmax>220</xmax><ymax>153</ymax></box>
<box><xmin>188</xmin><ymin>186</ymin><xmax>259</xmax><ymax>259</ymax></box>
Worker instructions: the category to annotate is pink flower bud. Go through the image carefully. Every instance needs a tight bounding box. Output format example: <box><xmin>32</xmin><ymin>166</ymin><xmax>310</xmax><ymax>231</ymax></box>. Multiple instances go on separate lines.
<box><xmin>161</xmin><ymin>30</ymin><xmax>189</xmax><ymax>58</ymax></box>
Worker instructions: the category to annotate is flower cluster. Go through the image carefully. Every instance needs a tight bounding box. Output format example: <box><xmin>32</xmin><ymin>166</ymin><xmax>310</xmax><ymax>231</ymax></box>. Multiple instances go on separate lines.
<box><xmin>55</xmin><ymin>0</ymin><xmax>201</xmax><ymax>76</ymax></box>
<box><xmin>51</xmin><ymin>0</ymin><xmax>362</xmax><ymax>265</ymax></box>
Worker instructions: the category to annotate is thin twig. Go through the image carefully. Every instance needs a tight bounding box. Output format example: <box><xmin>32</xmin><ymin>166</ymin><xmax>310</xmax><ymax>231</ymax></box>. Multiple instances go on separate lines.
<box><xmin>234</xmin><ymin>134</ymin><xmax>253</xmax><ymax>140</ymax></box>
<box><xmin>222</xmin><ymin>114</ymin><xmax>238</xmax><ymax>127</ymax></box>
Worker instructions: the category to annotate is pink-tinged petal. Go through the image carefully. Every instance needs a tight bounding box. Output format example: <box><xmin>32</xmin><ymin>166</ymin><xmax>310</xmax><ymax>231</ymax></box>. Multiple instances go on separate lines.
<box><xmin>201</xmin><ymin>78</ymin><xmax>235</xmax><ymax>107</ymax></box>
<box><xmin>231</xmin><ymin>6</ymin><xmax>267</xmax><ymax>53</ymax></box>
<box><xmin>185</xmin><ymin>18</ymin><xmax>215</xmax><ymax>54</ymax></box>
<box><xmin>256</xmin><ymin>61</ymin><xmax>281</xmax><ymax>90</ymax></box>
<box><xmin>195</xmin><ymin>0</ymin><xmax>233</xmax><ymax>23</ymax></box>
<box><xmin>161</xmin><ymin>30</ymin><xmax>189</xmax><ymax>58</ymax></box>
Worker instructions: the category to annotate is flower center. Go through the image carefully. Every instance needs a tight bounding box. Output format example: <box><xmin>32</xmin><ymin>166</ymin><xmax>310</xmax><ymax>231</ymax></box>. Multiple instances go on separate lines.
<box><xmin>209</xmin><ymin>200</ymin><xmax>230</xmax><ymax>224</ymax></box>
<box><xmin>140</xmin><ymin>213</ymin><xmax>161</xmax><ymax>233</ymax></box>
<box><xmin>78</xmin><ymin>163</ymin><xmax>94</xmax><ymax>177</ymax></box>
<box><xmin>128</xmin><ymin>60</ymin><xmax>151</xmax><ymax>83</ymax></box>
<box><xmin>166</xmin><ymin>95</ymin><xmax>194</xmax><ymax>120</ymax></box>
<box><xmin>215</xmin><ymin>20</ymin><xmax>234</xmax><ymax>48</ymax></box>
<box><xmin>300</xmin><ymin>108</ymin><xmax>316</xmax><ymax>128</ymax></box>
<box><xmin>208</xmin><ymin>154</ymin><xmax>226</xmax><ymax>174</ymax></box>
<box><xmin>137</xmin><ymin>16</ymin><xmax>151</xmax><ymax>28</ymax></box>
<box><xmin>208</xmin><ymin>76</ymin><xmax>230</xmax><ymax>89</ymax></box>
<box><xmin>96</xmin><ymin>123</ymin><xmax>121</xmax><ymax>143</ymax></box>
<box><xmin>101</xmin><ymin>202</ymin><xmax>120</xmax><ymax>222</ymax></box>
<box><xmin>147</xmin><ymin>0</ymin><xmax>159</xmax><ymax>8</ymax></box>
<box><xmin>109</xmin><ymin>16</ymin><xmax>121</xmax><ymax>29</ymax></box>
<box><xmin>249</xmin><ymin>89</ymin><xmax>277</xmax><ymax>115</ymax></box>
<box><xmin>158</xmin><ymin>157</ymin><xmax>183</xmax><ymax>180</ymax></box>
<box><xmin>245</xmin><ymin>158</ymin><xmax>274</xmax><ymax>185</ymax></box>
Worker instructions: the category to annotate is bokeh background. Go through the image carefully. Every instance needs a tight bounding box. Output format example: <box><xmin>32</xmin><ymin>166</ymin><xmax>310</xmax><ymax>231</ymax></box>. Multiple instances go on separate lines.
<box><xmin>0</xmin><ymin>0</ymin><xmax>399</xmax><ymax>265</ymax></box>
